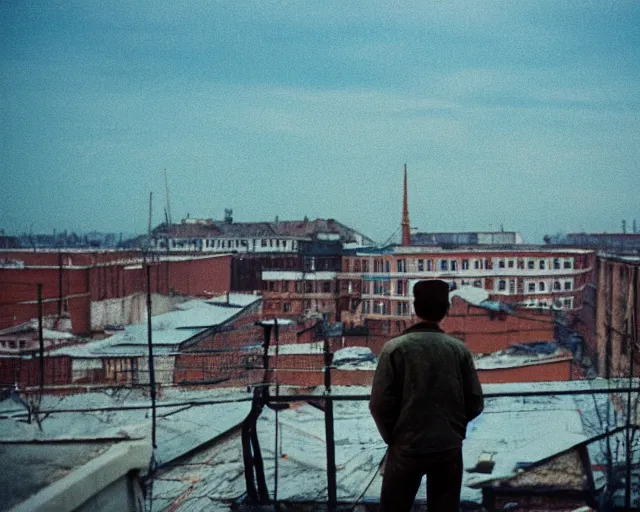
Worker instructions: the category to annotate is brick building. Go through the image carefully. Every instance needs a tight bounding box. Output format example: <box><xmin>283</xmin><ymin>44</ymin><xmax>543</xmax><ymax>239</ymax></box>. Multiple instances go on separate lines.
<box><xmin>592</xmin><ymin>255</ymin><xmax>639</xmax><ymax>378</ymax></box>
<box><xmin>336</xmin><ymin>246</ymin><xmax>595</xmax><ymax>334</ymax></box>
<box><xmin>0</xmin><ymin>250</ymin><xmax>232</xmax><ymax>335</ymax></box>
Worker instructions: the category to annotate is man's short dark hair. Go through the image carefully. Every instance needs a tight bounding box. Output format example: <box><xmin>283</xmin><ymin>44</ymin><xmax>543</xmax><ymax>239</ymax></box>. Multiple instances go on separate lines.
<box><xmin>413</xmin><ymin>280</ymin><xmax>450</xmax><ymax>322</ymax></box>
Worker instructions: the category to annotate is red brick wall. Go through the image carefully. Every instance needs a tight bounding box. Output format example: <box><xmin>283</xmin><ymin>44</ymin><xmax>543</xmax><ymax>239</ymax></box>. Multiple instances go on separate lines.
<box><xmin>264</xmin><ymin>358</ymin><xmax>572</xmax><ymax>386</ymax></box>
<box><xmin>168</xmin><ymin>256</ymin><xmax>231</xmax><ymax>296</ymax></box>
<box><xmin>0</xmin><ymin>254</ymin><xmax>232</xmax><ymax>335</ymax></box>
<box><xmin>477</xmin><ymin>358</ymin><xmax>573</xmax><ymax>383</ymax></box>
<box><xmin>0</xmin><ymin>356</ymin><xmax>72</xmax><ymax>387</ymax></box>
<box><xmin>441</xmin><ymin>297</ymin><xmax>555</xmax><ymax>353</ymax></box>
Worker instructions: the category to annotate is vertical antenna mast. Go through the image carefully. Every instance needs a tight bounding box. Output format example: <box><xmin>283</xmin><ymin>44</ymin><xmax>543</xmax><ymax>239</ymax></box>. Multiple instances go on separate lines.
<box><xmin>148</xmin><ymin>192</ymin><xmax>153</xmax><ymax>238</ymax></box>
<box><xmin>164</xmin><ymin>169</ymin><xmax>172</xmax><ymax>226</ymax></box>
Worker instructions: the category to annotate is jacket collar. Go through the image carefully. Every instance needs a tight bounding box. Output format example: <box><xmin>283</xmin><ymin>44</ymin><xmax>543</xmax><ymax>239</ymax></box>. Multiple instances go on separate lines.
<box><xmin>402</xmin><ymin>321</ymin><xmax>443</xmax><ymax>334</ymax></box>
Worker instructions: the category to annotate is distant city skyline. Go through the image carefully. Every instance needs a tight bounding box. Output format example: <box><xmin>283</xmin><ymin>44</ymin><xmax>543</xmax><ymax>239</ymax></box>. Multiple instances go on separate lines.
<box><xmin>2</xmin><ymin>2</ymin><xmax>639</xmax><ymax>245</ymax></box>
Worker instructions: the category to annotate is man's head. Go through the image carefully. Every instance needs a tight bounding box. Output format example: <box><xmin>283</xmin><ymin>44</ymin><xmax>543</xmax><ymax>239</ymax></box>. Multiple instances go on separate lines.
<box><xmin>413</xmin><ymin>279</ymin><xmax>450</xmax><ymax>322</ymax></box>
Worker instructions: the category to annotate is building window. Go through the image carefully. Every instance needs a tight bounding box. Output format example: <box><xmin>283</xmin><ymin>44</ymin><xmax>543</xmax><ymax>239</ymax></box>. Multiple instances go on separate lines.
<box><xmin>473</xmin><ymin>280</ymin><xmax>482</xmax><ymax>287</ymax></box>
<box><xmin>397</xmin><ymin>259</ymin><xmax>406</xmax><ymax>272</ymax></box>
<box><xmin>295</xmin><ymin>281</ymin><xmax>303</xmax><ymax>293</ymax></box>
<box><xmin>323</xmin><ymin>281</ymin><xmax>331</xmax><ymax>293</ymax></box>
<box><xmin>440</xmin><ymin>260</ymin><xmax>448</xmax><ymax>271</ymax></box>
<box><xmin>527</xmin><ymin>260</ymin><xmax>535</xmax><ymax>270</ymax></box>
<box><xmin>553</xmin><ymin>281</ymin><xmax>561</xmax><ymax>291</ymax></box>
<box><xmin>450</xmin><ymin>260</ymin><xmax>457</xmax><ymax>271</ymax></box>
<box><xmin>282</xmin><ymin>281</ymin><xmax>289</xmax><ymax>292</ymax></box>
<box><xmin>474</xmin><ymin>260</ymin><xmax>481</xmax><ymax>270</ymax></box>
<box><xmin>539</xmin><ymin>260</ymin><xmax>546</xmax><ymax>269</ymax></box>
<box><xmin>385</xmin><ymin>261</ymin><xmax>390</xmax><ymax>273</ymax></box>
<box><xmin>427</xmin><ymin>260</ymin><xmax>433</xmax><ymax>271</ymax></box>
<box><xmin>261</xmin><ymin>239</ymin><xmax>267</xmax><ymax>247</ymax></box>
<box><xmin>564</xmin><ymin>259</ymin><xmax>572</xmax><ymax>269</ymax></box>
<box><xmin>462</xmin><ymin>259</ymin><xmax>469</xmax><ymax>270</ymax></box>
<box><xmin>528</xmin><ymin>282</ymin><xmax>535</xmax><ymax>292</ymax></box>
<box><xmin>305</xmin><ymin>281</ymin><xmax>313</xmax><ymax>293</ymax></box>
<box><xmin>283</xmin><ymin>303</ymin><xmax>291</xmax><ymax>313</ymax></box>
<box><xmin>508</xmin><ymin>260</ymin><xmax>514</xmax><ymax>269</ymax></box>
<box><xmin>418</xmin><ymin>259</ymin><xmax>424</xmax><ymax>272</ymax></box>
<box><xmin>564</xmin><ymin>281</ymin><xmax>572</xmax><ymax>290</ymax></box>
<box><xmin>553</xmin><ymin>258</ymin><xmax>560</xmax><ymax>269</ymax></box>
<box><xmin>509</xmin><ymin>279</ymin><xmax>515</xmax><ymax>294</ymax></box>
<box><xmin>539</xmin><ymin>282</ymin><xmax>545</xmax><ymax>291</ymax></box>
<box><xmin>498</xmin><ymin>279</ymin><xmax>506</xmax><ymax>291</ymax></box>
<box><xmin>499</xmin><ymin>260</ymin><xmax>505</xmax><ymax>269</ymax></box>
<box><xmin>397</xmin><ymin>280</ymin><xmax>405</xmax><ymax>296</ymax></box>
<box><xmin>563</xmin><ymin>298</ymin><xmax>573</xmax><ymax>309</ymax></box>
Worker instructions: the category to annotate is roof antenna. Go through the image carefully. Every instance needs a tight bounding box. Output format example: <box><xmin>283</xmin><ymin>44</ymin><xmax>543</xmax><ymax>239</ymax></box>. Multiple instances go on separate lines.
<box><xmin>164</xmin><ymin>169</ymin><xmax>172</xmax><ymax>226</ymax></box>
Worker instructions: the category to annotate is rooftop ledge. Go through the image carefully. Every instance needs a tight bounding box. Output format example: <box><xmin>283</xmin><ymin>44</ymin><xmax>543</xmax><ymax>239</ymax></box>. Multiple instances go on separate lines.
<box><xmin>7</xmin><ymin>438</ymin><xmax>151</xmax><ymax>512</ymax></box>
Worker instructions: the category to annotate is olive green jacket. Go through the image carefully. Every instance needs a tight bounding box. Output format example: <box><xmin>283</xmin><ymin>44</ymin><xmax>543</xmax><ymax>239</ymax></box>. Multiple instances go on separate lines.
<box><xmin>369</xmin><ymin>322</ymin><xmax>484</xmax><ymax>454</ymax></box>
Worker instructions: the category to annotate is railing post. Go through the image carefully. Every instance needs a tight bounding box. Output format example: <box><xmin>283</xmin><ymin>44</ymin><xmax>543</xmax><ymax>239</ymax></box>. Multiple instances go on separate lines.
<box><xmin>323</xmin><ymin>335</ymin><xmax>337</xmax><ymax>511</ymax></box>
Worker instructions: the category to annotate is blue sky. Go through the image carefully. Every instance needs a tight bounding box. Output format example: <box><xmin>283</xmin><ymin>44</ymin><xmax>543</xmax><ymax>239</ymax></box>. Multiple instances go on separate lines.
<box><xmin>1</xmin><ymin>1</ymin><xmax>639</xmax><ymax>244</ymax></box>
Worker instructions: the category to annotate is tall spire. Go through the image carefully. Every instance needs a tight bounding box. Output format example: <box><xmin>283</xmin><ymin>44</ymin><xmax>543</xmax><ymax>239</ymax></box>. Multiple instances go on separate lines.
<box><xmin>401</xmin><ymin>163</ymin><xmax>411</xmax><ymax>246</ymax></box>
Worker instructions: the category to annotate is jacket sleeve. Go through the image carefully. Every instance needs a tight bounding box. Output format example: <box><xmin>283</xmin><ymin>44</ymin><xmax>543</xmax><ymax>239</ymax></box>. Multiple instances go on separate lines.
<box><xmin>369</xmin><ymin>347</ymin><xmax>402</xmax><ymax>444</ymax></box>
<box><xmin>462</xmin><ymin>350</ymin><xmax>484</xmax><ymax>422</ymax></box>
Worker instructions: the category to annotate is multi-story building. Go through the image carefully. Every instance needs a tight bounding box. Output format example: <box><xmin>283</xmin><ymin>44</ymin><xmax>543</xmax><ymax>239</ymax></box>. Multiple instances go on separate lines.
<box><xmin>149</xmin><ymin>212</ymin><xmax>375</xmax><ymax>255</ymax></box>
<box><xmin>148</xmin><ymin>212</ymin><xmax>375</xmax><ymax>291</ymax></box>
<box><xmin>337</xmin><ymin>246</ymin><xmax>595</xmax><ymax>331</ymax></box>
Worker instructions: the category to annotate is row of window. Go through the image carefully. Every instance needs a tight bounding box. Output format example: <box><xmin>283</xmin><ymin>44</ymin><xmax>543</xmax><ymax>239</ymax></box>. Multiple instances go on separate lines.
<box><xmin>162</xmin><ymin>238</ymin><xmax>299</xmax><ymax>250</ymax></box>
<box><xmin>263</xmin><ymin>280</ymin><xmax>335</xmax><ymax>293</ymax></box>
<box><xmin>495</xmin><ymin>257</ymin><xmax>573</xmax><ymax>270</ymax></box>
<box><xmin>344</xmin><ymin>256</ymin><xmax>575</xmax><ymax>273</ymax></box>
<box><xmin>360</xmin><ymin>295</ymin><xmax>576</xmax><ymax>316</ymax></box>
<box><xmin>496</xmin><ymin>279</ymin><xmax>574</xmax><ymax>293</ymax></box>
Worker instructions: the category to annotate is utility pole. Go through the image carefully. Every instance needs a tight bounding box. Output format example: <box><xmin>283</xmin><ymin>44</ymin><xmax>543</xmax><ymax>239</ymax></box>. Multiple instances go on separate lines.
<box><xmin>37</xmin><ymin>284</ymin><xmax>44</xmax><ymax>392</ymax></box>
<box><xmin>146</xmin><ymin>263</ymin><xmax>157</xmax><ymax>448</ymax></box>
<box><xmin>624</xmin><ymin>264</ymin><xmax>637</xmax><ymax>509</ymax></box>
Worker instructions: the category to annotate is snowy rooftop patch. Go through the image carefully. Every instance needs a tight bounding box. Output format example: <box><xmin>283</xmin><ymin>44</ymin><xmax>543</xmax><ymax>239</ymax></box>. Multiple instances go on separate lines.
<box><xmin>53</xmin><ymin>299</ymin><xmax>254</xmax><ymax>357</ymax></box>
<box><xmin>474</xmin><ymin>347</ymin><xmax>572</xmax><ymax>370</ymax></box>
<box><xmin>333</xmin><ymin>347</ymin><xmax>376</xmax><ymax>370</ymax></box>
<box><xmin>207</xmin><ymin>292</ymin><xmax>262</xmax><ymax>308</ymax></box>
<box><xmin>146</xmin><ymin>379</ymin><xmax>616</xmax><ymax>508</ymax></box>
<box><xmin>0</xmin><ymin>387</ymin><xmax>252</xmax><ymax>467</ymax></box>
<box><xmin>450</xmin><ymin>285</ymin><xmax>490</xmax><ymax>306</ymax></box>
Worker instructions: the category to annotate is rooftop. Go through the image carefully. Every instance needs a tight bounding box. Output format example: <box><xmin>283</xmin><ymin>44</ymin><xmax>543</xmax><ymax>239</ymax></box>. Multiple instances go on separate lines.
<box><xmin>51</xmin><ymin>293</ymin><xmax>261</xmax><ymax>357</ymax></box>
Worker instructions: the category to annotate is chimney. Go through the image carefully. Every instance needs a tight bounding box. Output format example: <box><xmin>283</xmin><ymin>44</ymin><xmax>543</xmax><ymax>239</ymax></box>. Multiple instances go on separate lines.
<box><xmin>401</xmin><ymin>164</ymin><xmax>411</xmax><ymax>246</ymax></box>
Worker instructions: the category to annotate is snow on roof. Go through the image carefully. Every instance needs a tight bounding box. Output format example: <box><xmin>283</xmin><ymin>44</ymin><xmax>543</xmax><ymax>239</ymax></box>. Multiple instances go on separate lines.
<box><xmin>333</xmin><ymin>347</ymin><xmax>376</xmax><ymax>370</ymax></box>
<box><xmin>0</xmin><ymin>321</ymin><xmax>76</xmax><ymax>339</ymax></box>
<box><xmin>450</xmin><ymin>285</ymin><xmax>490</xmax><ymax>306</ymax></box>
<box><xmin>147</xmin><ymin>380</ymin><xmax>612</xmax><ymax>508</ymax></box>
<box><xmin>0</xmin><ymin>387</ymin><xmax>252</xmax><ymax>467</ymax></box>
<box><xmin>53</xmin><ymin>298</ymin><xmax>257</xmax><ymax>357</ymax></box>
<box><xmin>474</xmin><ymin>348</ymin><xmax>572</xmax><ymax>370</ymax></box>
<box><xmin>206</xmin><ymin>292</ymin><xmax>262</xmax><ymax>308</ymax></box>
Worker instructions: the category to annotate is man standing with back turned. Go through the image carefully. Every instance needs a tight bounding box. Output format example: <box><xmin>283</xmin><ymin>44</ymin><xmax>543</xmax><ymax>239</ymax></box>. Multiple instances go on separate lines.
<box><xmin>370</xmin><ymin>279</ymin><xmax>484</xmax><ymax>512</ymax></box>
